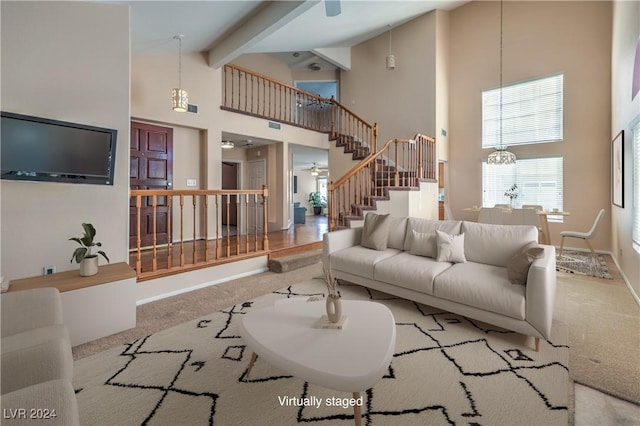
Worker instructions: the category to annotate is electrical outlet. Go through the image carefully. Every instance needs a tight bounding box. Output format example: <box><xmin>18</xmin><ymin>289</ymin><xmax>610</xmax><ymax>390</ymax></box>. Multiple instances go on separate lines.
<box><xmin>43</xmin><ymin>266</ymin><xmax>56</xmax><ymax>275</ymax></box>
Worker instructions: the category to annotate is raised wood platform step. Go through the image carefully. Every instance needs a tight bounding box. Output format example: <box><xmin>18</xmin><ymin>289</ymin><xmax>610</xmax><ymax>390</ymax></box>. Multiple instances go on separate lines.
<box><xmin>269</xmin><ymin>248</ymin><xmax>322</xmax><ymax>273</ymax></box>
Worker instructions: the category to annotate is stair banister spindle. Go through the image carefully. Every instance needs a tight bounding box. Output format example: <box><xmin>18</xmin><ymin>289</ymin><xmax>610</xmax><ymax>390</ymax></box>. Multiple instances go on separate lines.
<box><xmin>179</xmin><ymin>194</ymin><xmax>185</xmax><ymax>267</ymax></box>
<box><xmin>192</xmin><ymin>195</ymin><xmax>197</xmax><ymax>264</ymax></box>
<box><xmin>167</xmin><ymin>195</ymin><xmax>173</xmax><ymax>268</ymax></box>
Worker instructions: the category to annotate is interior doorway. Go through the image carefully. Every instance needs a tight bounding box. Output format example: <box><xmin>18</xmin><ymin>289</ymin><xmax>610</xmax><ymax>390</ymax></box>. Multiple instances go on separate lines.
<box><xmin>222</xmin><ymin>162</ymin><xmax>239</xmax><ymax>227</ymax></box>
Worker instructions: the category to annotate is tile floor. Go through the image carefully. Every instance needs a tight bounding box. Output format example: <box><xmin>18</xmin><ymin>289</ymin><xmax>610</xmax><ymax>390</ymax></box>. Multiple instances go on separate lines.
<box><xmin>575</xmin><ymin>383</ymin><xmax>640</xmax><ymax>425</ymax></box>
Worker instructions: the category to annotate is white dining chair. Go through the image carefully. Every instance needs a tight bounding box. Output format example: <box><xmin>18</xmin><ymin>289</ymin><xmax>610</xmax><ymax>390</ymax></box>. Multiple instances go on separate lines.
<box><xmin>494</xmin><ymin>204</ymin><xmax>510</xmax><ymax>209</ymax></box>
<box><xmin>506</xmin><ymin>208</ymin><xmax>543</xmax><ymax>241</ymax></box>
<box><xmin>558</xmin><ymin>209</ymin><xmax>606</xmax><ymax>261</ymax></box>
<box><xmin>478</xmin><ymin>207</ymin><xmax>506</xmax><ymax>225</ymax></box>
<box><xmin>522</xmin><ymin>204</ymin><xmax>543</xmax><ymax>211</ymax></box>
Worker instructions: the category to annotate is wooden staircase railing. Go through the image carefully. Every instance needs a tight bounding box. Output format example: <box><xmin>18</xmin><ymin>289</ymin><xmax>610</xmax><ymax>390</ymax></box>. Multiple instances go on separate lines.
<box><xmin>130</xmin><ymin>187</ymin><xmax>269</xmax><ymax>281</ymax></box>
<box><xmin>222</xmin><ymin>64</ymin><xmax>377</xmax><ymax>154</ymax></box>
<box><xmin>222</xmin><ymin>64</ymin><xmax>437</xmax><ymax>232</ymax></box>
<box><xmin>328</xmin><ymin>134</ymin><xmax>437</xmax><ymax>230</ymax></box>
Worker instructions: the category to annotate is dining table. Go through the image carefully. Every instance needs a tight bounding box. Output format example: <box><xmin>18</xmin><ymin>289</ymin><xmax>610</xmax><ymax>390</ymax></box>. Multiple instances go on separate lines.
<box><xmin>536</xmin><ymin>210</ymin><xmax>570</xmax><ymax>245</ymax></box>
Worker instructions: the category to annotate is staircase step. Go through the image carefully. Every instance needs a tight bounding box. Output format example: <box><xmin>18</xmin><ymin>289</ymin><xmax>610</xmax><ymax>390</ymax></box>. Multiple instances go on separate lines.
<box><xmin>269</xmin><ymin>248</ymin><xmax>322</xmax><ymax>273</ymax></box>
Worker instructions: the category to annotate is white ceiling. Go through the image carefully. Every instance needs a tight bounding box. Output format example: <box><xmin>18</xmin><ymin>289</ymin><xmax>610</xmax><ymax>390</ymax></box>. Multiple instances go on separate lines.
<box><xmin>122</xmin><ymin>0</ymin><xmax>467</xmax><ymax>167</ymax></box>
<box><xmin>123</xmin><ymin>0</ymin><xmax>466</xmax><ymax>56</ymax></box>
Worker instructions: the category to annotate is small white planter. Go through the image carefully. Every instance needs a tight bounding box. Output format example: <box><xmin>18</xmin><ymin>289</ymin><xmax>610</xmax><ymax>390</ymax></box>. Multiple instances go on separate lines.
<box><xmin>80</xmin><ymin>256</ymin><xmax>99</xmax><ymax>277</ymax></box>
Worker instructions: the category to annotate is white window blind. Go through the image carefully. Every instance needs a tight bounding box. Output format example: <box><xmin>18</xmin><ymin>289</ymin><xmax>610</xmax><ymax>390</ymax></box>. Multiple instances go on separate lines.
<box><xmin>482</xmin><ymin>74</ymin><xmax>564</xmax><ymax>148</ymax></box>
<box><xmin>482</xmin><ymin>157</ymin><xmax>563</xmax><ymax>219</ymax></box>
<box><xmin>633</xmin><ymin>121</ymin><xmax>640</xmax><ymax>250</ymax></box>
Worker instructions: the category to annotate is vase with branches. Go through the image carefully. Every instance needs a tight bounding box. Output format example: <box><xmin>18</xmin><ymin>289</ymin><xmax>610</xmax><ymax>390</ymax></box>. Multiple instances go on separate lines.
<box><xmin>504</xmin><ymin>184</ymin><xmax>518</xmax><ymax>208</ymax></box>
<box><xmin>322</xmin><ymin>259</ymin><xmax>342</xmax><ymax>323</ymax></box>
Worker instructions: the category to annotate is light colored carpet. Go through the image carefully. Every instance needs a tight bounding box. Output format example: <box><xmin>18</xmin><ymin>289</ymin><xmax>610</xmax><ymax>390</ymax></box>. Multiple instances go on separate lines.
<box><xmin>74</xmin><ymin>279</ymin><xmax>569</xmax><ymax>425</ymax></box>
<box><xmin>72</xmin><ymin>264</ymin><xmax>324</xmax><ymax>360</ymax></box>
<box><xmin>73</xmin><ymin>256</ymin><xmax>639</xmax><ymax>407</ymax></box>
<box><xmin>554</xmin><ymin>269</ymin><xmax>640</xmax><ymax>404</ymax></box>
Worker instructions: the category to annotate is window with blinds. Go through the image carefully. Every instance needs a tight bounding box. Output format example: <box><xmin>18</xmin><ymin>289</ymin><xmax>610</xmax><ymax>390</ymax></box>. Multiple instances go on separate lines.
<box><xmin>482</xmin><ymin>74</ymin><xmax>564</xmax><ymax>148</ymax></box>
<box><xmin>633</xmin><ymin>121</ymin><xmax>640</xmax><ymax>251</ymax></box>
<box><xmin>482</xmin><ymin>157</ymin><xmax>564</xmax><ymax>220</ymax></box>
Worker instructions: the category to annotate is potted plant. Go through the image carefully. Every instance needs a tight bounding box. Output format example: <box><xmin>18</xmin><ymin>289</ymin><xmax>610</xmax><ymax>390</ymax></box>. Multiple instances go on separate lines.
<box><xmin>308</xmin><ymin>192</ymin><xmax>327</xmax><ymax>216</ymax></box>
<box><xmin>70</xmin><ymin>223</ymin><xmax>109</xmax><ymax>277</ymax></box>
<box><xmin>504</xmin><ymin>184</ymin><xmax>519</xmax><ymax>208</ymax></box>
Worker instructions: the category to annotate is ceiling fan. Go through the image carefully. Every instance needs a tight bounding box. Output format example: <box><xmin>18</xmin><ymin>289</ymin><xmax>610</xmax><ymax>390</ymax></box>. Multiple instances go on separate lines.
<box><xmin>325</xmin><ymin>0</ymin><xmax>341</xmax><ymax>17</ymax></box>
<box><xmin>306</xmin><ymin>163</ymin><xmax>328</xmax><ymax>176</ymax></box>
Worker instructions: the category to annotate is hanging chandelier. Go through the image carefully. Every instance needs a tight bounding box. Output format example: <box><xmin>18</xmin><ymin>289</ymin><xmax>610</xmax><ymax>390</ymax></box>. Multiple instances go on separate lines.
<box><xmin>171</xmin><ymin>35</ymin><xmax>188</xmax><ymax>113</ymax></box>
<box><xmin>487</xmin><ymin>1</ymin><xmax>516</xmax><ymax>165</ymax></box>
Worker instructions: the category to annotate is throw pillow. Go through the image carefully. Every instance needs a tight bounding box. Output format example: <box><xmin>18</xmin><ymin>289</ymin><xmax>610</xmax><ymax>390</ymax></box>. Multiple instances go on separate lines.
<box><xmin>435</xmin><ymin>230</ymin><xmax>467</xmax><ymax>263</ymax></box>
<box><xmin>409</xmin><ymin>230</ymin><xmax>437</xmax><ymax>258</ymax></box>
<box><xmin>360</xmin><ymin>213</ymin><xmax>392</xmax><ymax>251</ymax></box>
<box><xmin>507</xmin><ymin>241</ymin><xmax>545</xmax><ymax>285</ymax></box>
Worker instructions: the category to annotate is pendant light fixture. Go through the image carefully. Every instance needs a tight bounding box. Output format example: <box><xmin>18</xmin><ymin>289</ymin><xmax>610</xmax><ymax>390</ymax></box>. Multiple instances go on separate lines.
<box><xmin>487</xmin><ymin>1</ymin><xmax>516</xmax><ymax>165</ymax></box>
<box><xmin>386</xmin><ymin>26</ymin><xmax>395</xmax><ymax>70</ymax></box>
<box><xmin>171</xmin><ymin>35</ymin><xmax>188</xmax><ymax>113</ymax></box>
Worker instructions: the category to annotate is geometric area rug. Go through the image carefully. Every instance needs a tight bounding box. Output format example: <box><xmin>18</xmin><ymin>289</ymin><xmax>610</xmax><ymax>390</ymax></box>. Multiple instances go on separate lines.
<box><xmin>556</xmin><ymin>250</ymin><xmax>613</xmax><ymax>279</ymax></box>
<box><xmin>73</xmin><ymin>279</ymin><xmax>569</xmax><ymax>425</ymax></box>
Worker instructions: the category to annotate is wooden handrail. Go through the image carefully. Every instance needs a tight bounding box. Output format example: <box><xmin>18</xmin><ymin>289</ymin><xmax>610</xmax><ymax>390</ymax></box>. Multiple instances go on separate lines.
<box><xmin>328</xmin><ymin>133</ymin><xmax>436</xmax><ymax>230</ymax></box>
<box><xmin>221</xmin><ymin>64</ymin><xmax>436</xmax><ymax>231</ymax></box>
<box><xmin>222</xmin><ymin>64</ymin><xmax>376</xmax><ymax>151</ymax></box>
<box><xmin>226</xmin><ymin>63</ymin><xmax>330</xmax><ymax>105</ymax></box>
<box><xmin>129</xmin><ymin>186</ymin><xmax>269</xmax><ymax>280</ymax></box>
<box><xmin>326</xmin><ymin>97</ymin><xmax>375</xmax><ymax>131</ymax></box>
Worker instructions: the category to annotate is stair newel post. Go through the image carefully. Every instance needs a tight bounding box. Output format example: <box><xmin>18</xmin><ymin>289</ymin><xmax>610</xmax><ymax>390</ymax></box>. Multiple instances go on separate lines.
<box><xmin>262</xmin><ymin>185</ymin><xmax>269</xmax><ymax>251</ymax></box>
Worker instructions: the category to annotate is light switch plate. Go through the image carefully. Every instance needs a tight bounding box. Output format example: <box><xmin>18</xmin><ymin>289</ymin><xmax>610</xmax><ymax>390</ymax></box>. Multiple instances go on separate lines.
<box><xmin>186</xmin><ymin>179</ymin><xmax>197</xmax><ymax>187</ymax></box>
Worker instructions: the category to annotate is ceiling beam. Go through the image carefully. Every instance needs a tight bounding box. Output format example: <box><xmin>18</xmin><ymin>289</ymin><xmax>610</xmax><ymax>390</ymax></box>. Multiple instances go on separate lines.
<box><xmin>208</xmin><ymin>0</ymin><xmax>320</xmax><ymax>69</ymax></box>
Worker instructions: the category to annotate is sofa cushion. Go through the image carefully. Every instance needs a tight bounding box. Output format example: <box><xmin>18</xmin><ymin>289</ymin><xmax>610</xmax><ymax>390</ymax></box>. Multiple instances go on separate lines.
<box><xmin>361</xmin><ymin>213</ymin><xmax>391</xmax><ymax>251</ymax></box>
<box><xmin>404</xmin><ymin>218</ymin><xmax>462</xmax><ymax>251</ymax></box>
<box><xmin>374</xmin><ymin>252</ymin><xmax>452</xmax><ymax>295</ymax></box>
<box><xmin>461</xmin><ymin>221</ymin><xmax>538</xmax><ymax>267</ymax></box>
<box><xmin>331</xmin><ymin>246</ymin><xmax>400</xmax><ymax>280</ymax></box>
<box><xmin>387</xmin><ymin>216</ymin><xmax>408</xmax><ymax>250</ymax></box>
<box><xmin>507</xmin><ymin>242</ymin><xmax>545</xmax><ymax>285</ymax></box>
<box><xmin>433</xmin><ymin>262</ymin><xmax>526</xmax><ymax>320</ymax></box>
<box><xmin>435</xmin><ymin>230</ymin><xmax>467</xmax><ymax>263</ymax></box>
<box><xmin>408</xmin><ymin>230</ymin><xmax>436</xmax><ymax>258</ymax></box>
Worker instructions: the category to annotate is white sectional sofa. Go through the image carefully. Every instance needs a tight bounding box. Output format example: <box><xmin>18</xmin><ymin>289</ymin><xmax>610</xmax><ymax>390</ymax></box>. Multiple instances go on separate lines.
<box><xmin>323</xmin><ymin>215</ymin><xmax>557</xmax><ymax>350</ymax></box>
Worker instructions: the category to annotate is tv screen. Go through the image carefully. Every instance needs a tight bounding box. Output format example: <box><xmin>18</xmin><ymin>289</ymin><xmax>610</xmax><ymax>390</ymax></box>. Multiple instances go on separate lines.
<box><xmin>1</xmin><ymin>111</ymin><xmax>117</xmax><ymax>185</ymax></box>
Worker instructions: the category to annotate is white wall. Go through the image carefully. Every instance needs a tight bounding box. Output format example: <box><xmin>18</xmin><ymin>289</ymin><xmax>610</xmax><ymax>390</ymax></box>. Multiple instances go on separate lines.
<box><xmin>611</xmin><ymin>0</ymin><xmax>640</xmax><ymax>295</ymax></box>
<box><xmin>341</xmin><ymin>10</ymin><xmax>438</xmax><ymax>149</ymax></box>
<box><xmin>1</xmin><ymin>2</ymin><xmax>130</xmax><ymax>281</ymax></box>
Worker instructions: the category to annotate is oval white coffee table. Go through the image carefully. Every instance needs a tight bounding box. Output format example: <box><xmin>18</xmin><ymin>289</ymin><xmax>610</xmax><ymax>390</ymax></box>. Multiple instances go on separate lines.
<box><xmin>239</xmin><ymin>298</ymin><xmax>396</xmax><ymax>426</ymax></box>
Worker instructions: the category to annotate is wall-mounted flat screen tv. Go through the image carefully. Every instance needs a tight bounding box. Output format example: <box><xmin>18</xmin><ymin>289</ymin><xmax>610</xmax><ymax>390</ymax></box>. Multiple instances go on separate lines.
<box><xmin>1</xmin><ymin>111</ymin><xmax>117</xmax><ymax>185</ymax></box>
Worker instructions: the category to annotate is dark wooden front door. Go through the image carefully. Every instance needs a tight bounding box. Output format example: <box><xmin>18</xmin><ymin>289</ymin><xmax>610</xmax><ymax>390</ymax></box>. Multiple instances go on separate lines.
<box><xmin>130</xmin><ymin>122</ymin><xmax>173</xmax><ymax>248</ymax></box>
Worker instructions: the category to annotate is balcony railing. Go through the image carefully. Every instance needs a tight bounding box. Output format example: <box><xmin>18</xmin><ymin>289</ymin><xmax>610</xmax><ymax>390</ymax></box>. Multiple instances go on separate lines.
<box><xmin>130</xmin><ymin>187</ymin><xmax>269</xmax><ymax>281</ymax></box>
<box><xmin>221</xmin><ymin>63</ymin><xmax>377</xmax><ymax>153</ymax></box>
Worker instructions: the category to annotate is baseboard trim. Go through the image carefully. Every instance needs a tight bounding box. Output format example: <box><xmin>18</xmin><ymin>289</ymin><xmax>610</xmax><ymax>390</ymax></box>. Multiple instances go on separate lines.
<box><xmin>607</xmin><ymin>250</ymin><xmax>640</xmax><ymax>307</ymax></box>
